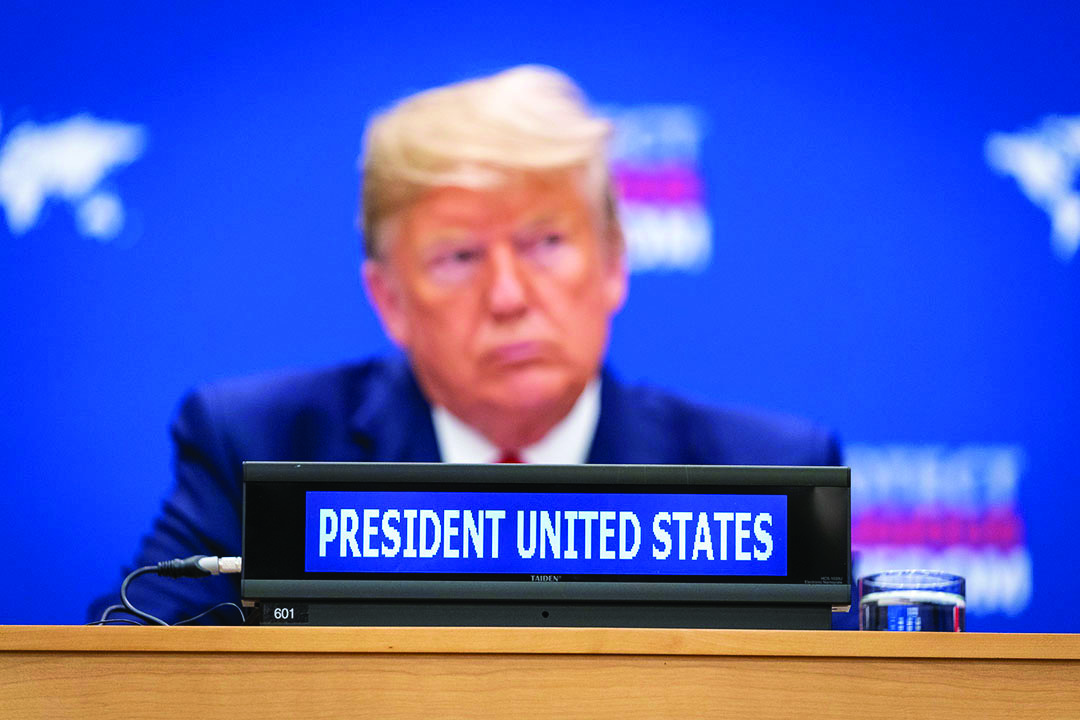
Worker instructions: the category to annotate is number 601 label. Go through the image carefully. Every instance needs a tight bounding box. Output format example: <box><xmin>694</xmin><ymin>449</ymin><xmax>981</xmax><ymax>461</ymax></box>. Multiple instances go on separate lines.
<box><xmin>261</xmin><ymin>603</ymin><xmax>309</xmax><ymax>624</ymax></box>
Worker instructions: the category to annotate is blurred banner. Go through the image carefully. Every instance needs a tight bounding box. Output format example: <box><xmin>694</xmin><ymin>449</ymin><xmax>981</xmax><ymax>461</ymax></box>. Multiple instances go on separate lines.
<box><xmin>1</xmin><ymin>1</ymin><xmax>1076</xmax><ymax>630</ymax></box>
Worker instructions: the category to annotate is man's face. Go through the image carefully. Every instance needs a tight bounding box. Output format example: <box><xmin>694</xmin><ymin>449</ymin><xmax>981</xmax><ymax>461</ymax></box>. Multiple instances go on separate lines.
<box><xmin>364</xmin><ymin>173</ymin><xmax>627</xmax><ymax>428</ymax></box>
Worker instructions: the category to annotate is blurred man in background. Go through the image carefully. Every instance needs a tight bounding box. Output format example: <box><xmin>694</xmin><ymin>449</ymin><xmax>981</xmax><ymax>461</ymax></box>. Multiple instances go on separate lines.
<box><xmin>90</xmin><ymin>66</ymin><xmax>840</xmax><ymax>624</ymax></box>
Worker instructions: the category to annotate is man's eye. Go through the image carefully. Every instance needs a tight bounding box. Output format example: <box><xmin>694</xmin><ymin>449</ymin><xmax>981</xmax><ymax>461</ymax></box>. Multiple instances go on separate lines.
<box><xmin>518</xmin><ymin>231</ymin><xmax>565</xmax><ymax>253</ymax></box>
<box><xmin>432</xmin><ymin>246</ymin><xmax>484</xmax><ymax>266</ymax></box>
<box><xmin>451</xmin><ymin>248</ymin><xmax>483</xmax><ymax>263</ymax></box>
<box><xmin>427</xmin><ymin>245</ymin><xmax>485</xmax><ymax>285</ymax></box>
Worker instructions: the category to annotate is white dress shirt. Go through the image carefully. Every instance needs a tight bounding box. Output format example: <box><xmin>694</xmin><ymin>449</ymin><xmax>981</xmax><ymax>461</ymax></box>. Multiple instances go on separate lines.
<box><xmin>431</xmin><ymin>379</ymin><xmax>601</xmax><ymax>464</ymax></box>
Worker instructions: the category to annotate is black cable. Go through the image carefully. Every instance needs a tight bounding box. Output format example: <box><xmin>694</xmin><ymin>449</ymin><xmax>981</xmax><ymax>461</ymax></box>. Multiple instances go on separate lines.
<box><xmin>98</xmin><ymin>603</ymin><xmax>137</xmax><ymax>623</ymax></box>
<box><xmin>172</xmin><ymin>602</ymin><xmax>247</xmax><ymax>626</ymax></box>
<box><xmin>101</xmin><ymin>555</ymin><xmax>244</xmax><ymax>627</ymax></box>
<box><xmin>87</xmin><ymin>602</ymin><xmax>247</xmax><ymax>626</ymax></box>
<box><xmin>120</xmin><ymin>566</ymin><xmax>169</xmax><ymax>626</ymax></box>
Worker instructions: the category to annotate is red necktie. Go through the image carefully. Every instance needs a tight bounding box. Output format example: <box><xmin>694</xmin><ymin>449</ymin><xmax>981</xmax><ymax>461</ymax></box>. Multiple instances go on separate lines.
<box><xmin>496</xmin><ymin>450</ymin><xmax>524</xmax><ymax>463</ymax></box>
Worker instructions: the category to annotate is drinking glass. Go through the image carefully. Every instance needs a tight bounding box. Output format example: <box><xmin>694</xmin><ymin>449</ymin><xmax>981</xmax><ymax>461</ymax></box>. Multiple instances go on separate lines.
<box><xmin>859</xmin><ymin>570</ymin><xmax>965</xmax><ymax>631</ymax></box>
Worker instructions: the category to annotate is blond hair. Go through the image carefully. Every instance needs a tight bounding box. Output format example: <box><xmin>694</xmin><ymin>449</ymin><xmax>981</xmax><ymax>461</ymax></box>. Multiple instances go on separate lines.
<box><xmin>360</xmin><ymin>65</ymin><xmax>618</xmax><ymax>258</ymax></box>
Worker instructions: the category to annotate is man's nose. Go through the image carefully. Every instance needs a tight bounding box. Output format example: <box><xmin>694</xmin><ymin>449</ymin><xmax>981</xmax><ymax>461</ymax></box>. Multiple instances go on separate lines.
<box><xmin>486</xmin><ymin>243</ymin><xmax>529</xmax><ymax>318</ymax></box>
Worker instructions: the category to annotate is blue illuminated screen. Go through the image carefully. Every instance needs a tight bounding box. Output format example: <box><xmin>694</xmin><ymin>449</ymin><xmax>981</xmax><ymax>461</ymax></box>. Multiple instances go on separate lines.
<box><xmin>305</xmin><ymin>490</ymin><xmax>787</xmax><ymax>576</ymax></box>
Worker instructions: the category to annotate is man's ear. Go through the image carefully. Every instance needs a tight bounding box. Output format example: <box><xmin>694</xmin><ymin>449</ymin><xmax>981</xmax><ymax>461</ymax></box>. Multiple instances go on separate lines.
<box><xmin>362</xmin><ymin>259</ymin><xmax>411</xmax><ymax>349</ymax></box>
<box><xmin>602</xmin><ymin>225</ymin><xmax>629</xmax><ymax>315</ymax></box>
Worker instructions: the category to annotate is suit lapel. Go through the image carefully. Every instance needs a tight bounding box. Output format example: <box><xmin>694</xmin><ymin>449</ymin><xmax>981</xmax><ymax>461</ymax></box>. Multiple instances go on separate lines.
<box><xmin>587</xmin><ymin>369</ymin><xmax>680</xmax><ymax>464</ymax></box>
<box><xmin>347</xmin><ymin>357</ymin><xmax>441</xmax><ymax>462</ymax></box>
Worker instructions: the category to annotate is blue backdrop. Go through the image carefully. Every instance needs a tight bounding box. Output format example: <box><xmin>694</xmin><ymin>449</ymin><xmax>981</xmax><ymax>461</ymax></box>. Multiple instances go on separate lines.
<box><xmin>2</xmin><ymin>1</ymin><xmax>1077</xmax><ymax>631</ymax></box>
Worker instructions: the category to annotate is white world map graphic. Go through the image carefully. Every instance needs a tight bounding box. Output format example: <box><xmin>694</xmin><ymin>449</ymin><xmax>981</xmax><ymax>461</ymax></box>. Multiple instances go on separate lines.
<box><xmin>986</xmin><ymin>114</ymin><xmax>1080</xmax><ymax>262</ymax></box>
<box><xmin>0</xmin><ymin>111</ymin><xmax>145</xmax><ymax>241</ymax></box>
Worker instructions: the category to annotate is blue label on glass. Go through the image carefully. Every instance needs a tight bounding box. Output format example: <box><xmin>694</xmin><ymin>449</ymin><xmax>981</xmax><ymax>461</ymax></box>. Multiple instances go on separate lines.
<box><xmin>304</xmin><ymin>490</ymin><xmax>786</xmax><ymax>576</ymax></box>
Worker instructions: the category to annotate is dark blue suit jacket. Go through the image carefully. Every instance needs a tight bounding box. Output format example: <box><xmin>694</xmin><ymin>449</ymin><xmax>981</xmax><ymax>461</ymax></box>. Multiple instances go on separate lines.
<box><xmin>88</xmin><ymin>356</ymin><xmax>842</xmax><ymax>624</ymax></box>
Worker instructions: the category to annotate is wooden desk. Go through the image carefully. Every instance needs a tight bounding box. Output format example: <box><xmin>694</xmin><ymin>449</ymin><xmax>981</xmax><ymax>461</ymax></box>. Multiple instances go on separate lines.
<box><xmin>2</xmin><ymin>626</ymin><xmax>1078</xmax><ymax>719</ymax></box>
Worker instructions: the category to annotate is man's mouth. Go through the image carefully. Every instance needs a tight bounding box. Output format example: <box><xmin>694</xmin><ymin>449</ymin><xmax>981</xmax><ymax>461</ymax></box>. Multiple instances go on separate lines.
<box><xmin>486</xmin><ymin>341</ymin><xmax>547</xmax><ymax>365</ymax></box>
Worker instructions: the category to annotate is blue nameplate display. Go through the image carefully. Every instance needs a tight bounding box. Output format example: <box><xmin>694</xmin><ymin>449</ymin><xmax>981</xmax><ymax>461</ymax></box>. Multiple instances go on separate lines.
<box><xmin>305</xmin><ymin>490</ymin><xmax>787</xmax><ymax>576</ymax></box>
<box><xmin>241</xmin><ymin>461</ymin><xmax>851</xmax><ymax>628</ymax></box>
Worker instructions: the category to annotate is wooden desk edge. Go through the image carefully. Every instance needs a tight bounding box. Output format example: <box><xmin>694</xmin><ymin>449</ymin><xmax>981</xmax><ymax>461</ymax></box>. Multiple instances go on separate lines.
<box><xmin>2</xmin><ymin>626</ymin><xmax>1078</xmax><ymax>660</ymax></box>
